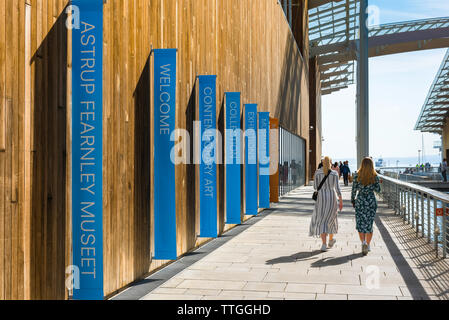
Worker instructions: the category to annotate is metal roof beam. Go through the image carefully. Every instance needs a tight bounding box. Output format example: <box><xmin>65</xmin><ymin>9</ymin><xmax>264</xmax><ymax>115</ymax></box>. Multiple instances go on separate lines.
<box><xmin>321</xmin><ymin>87</ymin><xmax>348</xmax><ymax>95</ymax></box>
<box><xmin>425</xmin><ymin>107</ymin><xmax>449</xmax><ymax>112</ymax></box>
<box><xmin>319</xmin><ymin>61</ymin><xmax>349</xmax><ymax>72</ymax></box>
<box><xmin>317</xmin><ymin>51</ymin><xmax>355</xmax><ymax>64</ymax></box>
<box><xmin>312</xmin><ymin>24</ymin><xmax>449</xmax><ymax>58</ymax></box>
<box><xmin>311</xmin><ymin>42</ymin><xmax>353</xmax><ymax>56</ymax></box>
<box><xmin>310</xmin><ymin>14</ymin><xmax>358</xmax><ymax>33</ymax></box>
<box><xmin>321</xmin><ymin>69</ymin><xmax>350</xmax><ymax>80</ymax></box>
<box><xmin>309</xmin><ymin>0</ymin><xmax>346</xmax><ymax>11</ymax></box>
<box><xmin>321</xmin><ymin>77</ymin><xmax>349</xmax><ymax>88</ymax></box>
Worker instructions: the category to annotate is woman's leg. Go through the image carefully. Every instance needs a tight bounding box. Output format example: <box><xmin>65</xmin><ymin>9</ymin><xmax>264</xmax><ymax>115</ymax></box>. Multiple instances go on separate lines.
<box><xmin>321</xmin><ymin>233</ymin><xmax>327</xmax><ymax>244</ymax></box>
<box><xmin>358</xmin><ymin>232</ymin><xmax>365</xmax><ymax>242</ymax></box>
<box><xmin>329</xmin><ymin>234</ymin><xmax>334</xmax><ymax>241</ymax></box>
<box><xmin>366</xmin><ymin>232</ymin><xmax>373</xmax><ymax>245</ymax></box>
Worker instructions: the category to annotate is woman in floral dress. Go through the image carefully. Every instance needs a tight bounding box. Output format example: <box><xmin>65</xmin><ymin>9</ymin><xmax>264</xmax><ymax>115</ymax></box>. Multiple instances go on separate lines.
<box><xmin>351</xmin><ymin>157</ymin><xmax>381</xmax><ymax>256</ymax></box>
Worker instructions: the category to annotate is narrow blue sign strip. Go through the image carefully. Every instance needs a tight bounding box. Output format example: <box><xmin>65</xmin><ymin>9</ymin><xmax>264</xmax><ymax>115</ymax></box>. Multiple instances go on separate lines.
<box><xmin>198</xmin><ymin>76</ymin><xmax>218</xmax><ymax>238</ymax></box>
<box><xmin>72</xmin><ymin>0</ymin><xmax>104</xmax><ymax>300</ymax></box>
<box><xmin>258</xmin><ymin>112</ymin><xmax>270</xmax><ymax>209</ymax></box>
<box><xmin>245</xmin><ymin>104</ymin><xmax>258</xmax><ymax>215</ymax></box>
<box><xmin>153</xmin><ymin>49</ymin><xmax>177</xmax><ymax>260</ymax></box>
<box><xmin>225</xmin><ymin>93</ymin><xmax>242</xmax><ymax>224</ymax></box>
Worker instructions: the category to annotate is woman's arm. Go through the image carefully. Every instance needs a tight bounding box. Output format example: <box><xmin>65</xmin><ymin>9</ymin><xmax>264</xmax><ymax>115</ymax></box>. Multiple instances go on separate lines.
<box><xmin>333</xmin><ymin>174</ymin><xmax>343</xmax><ymax>211</ymax></box>
<box><xmin>374</xmin><ymin>176</ymin><xmax>381</xmax><ymax>193</ymax></box>
<box><xmin>351</xmin><ymin>174</ymin><xmax>358</xmax><ymax>205</ymax></box>
<box><xmin>314</xmin><ymin>171</ymin><xmax>319</xmax><ymax>190</ymax></box>
<box><xmin>335</xmin><ymin>174</ymin><xmax>342</xmax><ymax>198</ymax></box>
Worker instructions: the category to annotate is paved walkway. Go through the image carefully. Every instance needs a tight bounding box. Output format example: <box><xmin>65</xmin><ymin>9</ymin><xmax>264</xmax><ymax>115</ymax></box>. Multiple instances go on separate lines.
<box><xmin>137</xmin><ymin>185</ymin><xmax>449</xmax><ymax>300</ymax></box>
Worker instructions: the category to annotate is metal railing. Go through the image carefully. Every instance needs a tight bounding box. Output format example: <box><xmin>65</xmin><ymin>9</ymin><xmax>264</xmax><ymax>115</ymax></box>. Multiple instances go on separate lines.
<box><xmin>380</xmin><ymin>167</ymin><xmax>444</xmax><ymax>183</ymax></box>
<box><xmin>379</xmin><ymin>175</ymin><xmax>449</xmax><ymax>258</ymax></box>
<box><xmin>278</xmin><ymin>127</ymin><xmax>306</xmax><ymax>197</ymax></box>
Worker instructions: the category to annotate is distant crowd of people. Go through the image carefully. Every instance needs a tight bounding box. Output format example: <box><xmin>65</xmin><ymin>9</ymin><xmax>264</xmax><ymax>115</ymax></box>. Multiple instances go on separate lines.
<box><xmin>319</xmin><ymin>160</ymin><xmax>352</xmax><ymax>186</ymax></box>
<box><xmin>400</xmin><ymin>160</ymin><xmax>448</xmax><ymax>182</ymax></box>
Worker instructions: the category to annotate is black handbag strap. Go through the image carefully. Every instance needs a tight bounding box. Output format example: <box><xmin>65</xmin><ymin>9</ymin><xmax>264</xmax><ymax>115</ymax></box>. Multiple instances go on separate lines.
<box><xmin>317</xmin><ymin>170</ymin><xmax>332</xmax><ymax>192</ymax></box>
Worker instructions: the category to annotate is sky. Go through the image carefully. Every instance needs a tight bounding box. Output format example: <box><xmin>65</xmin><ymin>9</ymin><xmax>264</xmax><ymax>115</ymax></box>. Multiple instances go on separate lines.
<box><xmin>321</xmin><ymin>0</ymin><xmax>449</xmax><ymax>161</ymax></box>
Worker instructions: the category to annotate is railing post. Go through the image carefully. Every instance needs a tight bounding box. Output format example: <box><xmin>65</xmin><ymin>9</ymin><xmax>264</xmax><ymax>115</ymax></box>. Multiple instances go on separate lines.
<box><xmin>446</xmin><ymin>208</ymin><xmax>448</xmax><ymax>258</ymax></box>
<box><xmin>427</xmin><ymin>194</ymin><xmax>431</xmax><ymax>243</ymax></box>
<box><xmin>407</xmin><ymin>188</ymin><xmax>411</xmax><ymax>224</ymax></box>
<box><xmin>413</xmin><ymin>190</ymin><xmax>418</xmax><ymax>229</ymax></box>
<box><xmin>416</xmin><ymin>192</ymin><xmax>420</xmax><ymax>236</ymax></box>
<box><xmin>401</xmin><ymin>188</ymin><xmax>405</xmax><ymax>218</ymax></box>
<box><xmin>385</xmin><ymin>181</ymin><xmax>391</xmax><ymax>208</ymax></box>
<box><xmin>443</xmin><ymin>202</ymin><xmax>447</xmax><ymax>259</ymax></box>
<box><xmin>396</xmin><ymin>184</ymin><xmax>399</xmax><ymax>213</ymax></box>
<box><xmin>434</xmin><ymin>197</ymin><xmax>439</xmax><ymax>258</ymax></box>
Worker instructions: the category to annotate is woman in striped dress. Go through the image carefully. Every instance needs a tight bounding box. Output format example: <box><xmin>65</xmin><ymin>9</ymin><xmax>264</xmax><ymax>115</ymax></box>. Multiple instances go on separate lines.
<box><xmin>309</xmin><ymin>157</ymin><xmax>343</xmax><ymax>252</ymax></box>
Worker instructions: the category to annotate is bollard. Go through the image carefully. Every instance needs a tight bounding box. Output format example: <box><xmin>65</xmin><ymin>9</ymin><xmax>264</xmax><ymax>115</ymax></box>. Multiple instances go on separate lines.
<box><xmin>435</xmin><ymin>227</ymin><xmax>441</xmax><ymax>258</ymax></box>
<box><xmin>415</xmin><ymin>212</ymin><xmax>421</xmax><ymax>236</ymax></box>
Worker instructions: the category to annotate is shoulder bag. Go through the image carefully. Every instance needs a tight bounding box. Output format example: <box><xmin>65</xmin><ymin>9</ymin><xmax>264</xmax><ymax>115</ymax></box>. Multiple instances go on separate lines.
<box><xmin>312</xmin><ymin>170</ymin><xmax>332</xmax><ymax>201</ymax></box>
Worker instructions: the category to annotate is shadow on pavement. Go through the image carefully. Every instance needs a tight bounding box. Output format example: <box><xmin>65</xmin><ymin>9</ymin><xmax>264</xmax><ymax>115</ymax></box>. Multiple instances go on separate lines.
<box><xmin>265</xmin><ymin>250</ymin><xmax>323</xmax><ymax>265</ymax></box>
<box><xmin>310</xmin><ymin>253</ymin><xmax>363</xmax><ymax>268</ymax></box>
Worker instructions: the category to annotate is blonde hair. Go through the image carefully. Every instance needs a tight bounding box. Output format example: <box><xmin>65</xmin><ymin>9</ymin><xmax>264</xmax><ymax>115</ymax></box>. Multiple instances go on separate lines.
<box><xmin>322</xmin><ymin>156</ymin><xmax>332</xmax><ymax>174</ymax></box>
<box><xmin>357</xmin><ymin>157</ymin><xmax>377</xmax><ymax>186</ymax></box>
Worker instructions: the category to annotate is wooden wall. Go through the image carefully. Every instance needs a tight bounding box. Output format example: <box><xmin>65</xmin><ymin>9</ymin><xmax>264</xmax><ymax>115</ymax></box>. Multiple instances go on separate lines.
<box><xmin>308</xmin><ymin>56</ymin><xmax>323</xmax><ymax>178</ymax></box>
<box><xmin>0</xmin><ymin>0</ymin><xmax>70</xmax><ymax>300</ymax></box>
<box><xmin>0</xmin><ymin>0</ymin><xmax>313</xmax><ymax>299</ymax></box>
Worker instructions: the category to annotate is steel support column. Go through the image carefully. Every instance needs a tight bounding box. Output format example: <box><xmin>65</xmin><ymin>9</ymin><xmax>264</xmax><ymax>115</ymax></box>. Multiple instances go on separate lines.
<box><xmin>356</xmin><ymin>0</ymin><xmax>369</xmax><ymax>167</ymax></box>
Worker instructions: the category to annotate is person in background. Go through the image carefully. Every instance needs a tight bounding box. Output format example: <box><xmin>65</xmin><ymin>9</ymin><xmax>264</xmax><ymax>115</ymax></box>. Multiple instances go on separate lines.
<box><xmin>351</xmin><ymin>157</ymin><xmax>381</xmax><ymax>256</ymax></box>
<box><xmin>310</xmin><ymin>156</ymin><xmax>343</xmax><ymax>252</ymax></box>
<box><xmin>441</xmin><ymin>159</ymin><xmax>448</xmax><ymax>182</ymax></box>
<box><xmin>339</xmin><ymin>161</ymin><xmax>344</xmax><ymax>178</ymax></box>
<box><xmin>283</xmin><ymin>161</ymin><xmax>289</xmax><ymax>185</ymax></box>
<box><xmin>341</xmin><ymin>161</ymin><xmax>351</xmax><ymax>186</ymax></box>
<box><xmin>332</xmin><ymin>162</ymin><xmax>340</xmax><ymax>177</ymax></box>
<box><xmin>291</xmin><ymin>160</ymin><xmax>297</xmax><ymax>186</ymax></box>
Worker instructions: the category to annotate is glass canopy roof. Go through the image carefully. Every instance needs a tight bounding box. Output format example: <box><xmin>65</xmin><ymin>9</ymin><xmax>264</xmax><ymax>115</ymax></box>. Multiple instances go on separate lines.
<box><xmin>415</xmin><ymin>49</ymin><xmax>449</xmax><ymax>135</ymax></box>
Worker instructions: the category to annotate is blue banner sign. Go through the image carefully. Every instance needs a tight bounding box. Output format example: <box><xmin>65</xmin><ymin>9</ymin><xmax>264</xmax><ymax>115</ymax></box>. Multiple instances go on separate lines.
<box><xmin>72</xmin><ymin>0</ymin><xmax>104</xmax><ymax>300</ymax></box>
<box><xmin>258</xmin><ymin>112</ymin><xmax>270</xmax><ymax>209</ymax></box>
<box><xmin>225</xmin><ymin>93</ymin><xmax>242</xmax><ymax>224</ymax></box>
<box><xmin>244</xmin><ymin>104</ymin><xmax>258</xmax><ymax>215</ymax></box>
<box><xmin>198</xmin><ymin>76</ymin><xmax>218</xmax><ymax>238</ymax></box>
<box><xmin>153</xmin><ymin>49</ymin><xmax>177</xmax><ymax>260</ymax></box>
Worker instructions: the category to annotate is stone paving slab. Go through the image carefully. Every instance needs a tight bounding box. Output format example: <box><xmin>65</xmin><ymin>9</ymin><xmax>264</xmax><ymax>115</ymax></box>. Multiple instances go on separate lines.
<box><xmin>128</xmin><ymin>185</ymin><xmax>449</xmax><ymax>301</ymax></box>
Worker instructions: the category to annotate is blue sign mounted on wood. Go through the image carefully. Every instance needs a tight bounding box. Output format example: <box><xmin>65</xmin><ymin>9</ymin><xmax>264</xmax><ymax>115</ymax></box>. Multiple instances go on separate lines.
<box><xmin>72</xmin><ymin>0</ymin><xmax>104</xmax><ymax>300</ymax></box>
<box><xmin>258</xmin><ymin>112</ymin><xmax>270</xmax><ymax>209</ymax></box>
<box><xmin>244</xmin><ymin>104</ymin><xmax>258</xmax><ymax>215</ymax></box>
<box><xmin>225</xmin><ymin>93</ymin><xmax>242</xmax><ymax>225</ymax></box>
<box><xmin>198</xmin><ymin>75</ymin><xmax>218</xmax><ymax>238</ymax></box>
<box><xmin>153</xmin><ymin>49</ymin><xmax>177</xmax><ymax>260</ymax></box>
